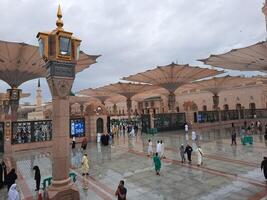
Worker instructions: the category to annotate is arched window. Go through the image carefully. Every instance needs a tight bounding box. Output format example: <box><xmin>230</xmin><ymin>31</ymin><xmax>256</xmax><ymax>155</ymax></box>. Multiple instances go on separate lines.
<box><xmin>236</xmin><ymin>104</ymin><xmax>241</xmax><ymax>110</ymax></box>
<box><xmin>249</xmin><ymin>103</ymin><xmax>256</xmax><ymax>110</ymax></box>
<box><xmin>223</xmin><ymin>104</ymin><xmax>229</xmax><ymax>110</ymax></box>
<box><xmin>202</xmin><ymin>105</ymin><xmax>207</xmax><ymax>111</ymax></box>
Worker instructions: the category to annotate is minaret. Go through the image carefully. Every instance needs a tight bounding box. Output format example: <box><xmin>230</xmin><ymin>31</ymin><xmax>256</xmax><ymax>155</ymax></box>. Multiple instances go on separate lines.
<box><xmin>262</xmin><ymin>0</ymin><xmax>267</xmax><ymax>36</ymax></box>
<box><xmin>36</xmin><ymin>79</ymin><xmax>42</xmax><ymax>107</ymax></box>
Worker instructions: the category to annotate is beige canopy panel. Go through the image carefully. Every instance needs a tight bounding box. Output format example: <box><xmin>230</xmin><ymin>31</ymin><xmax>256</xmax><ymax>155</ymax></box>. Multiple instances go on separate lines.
<box><xmin>69</xmin><ymin>96</ymin><xmax>99</xmax><ymax>105</ymax></box>
<box><xmin>77</xmin><ymin>88</ymin><xmax>116</xmax><ymax>103</ymax></box>
<box><xmin>122</xmin><ymin>63</ymin><xmax>223</xmax><ymax>92</ymax></box>
<box><xmin>199</xmin><ymin>41</ymin><xmax>267</xmax><ymax>73</ymax></box>
<box><xmin>105</xmin><ymin>95</ymin><xmax>126</xmax><ymax>104</ymax></box>
<box><xmin>0</xmin><ymin>40</ymin><xmax>100</xmax><ymax>87</ymax></box>
<box><xmin>98</xmin><ymin>82</ymin><xmax>159</xmax><ymax>99</ymax></box>
<box><xmin>132</xmin><ymin>88</ymin><xmax>168</xmax><ymax>101</ymax></box>
<box><xmin>177</xmin><ymin>76</ymin><xmax>256</xmax><ymax>95</ymax></box>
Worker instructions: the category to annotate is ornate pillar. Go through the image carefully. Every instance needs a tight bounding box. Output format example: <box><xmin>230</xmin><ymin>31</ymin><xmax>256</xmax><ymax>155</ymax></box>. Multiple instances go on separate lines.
<box><xmin>37</xmin><ymin>5</ymin><xmax>81</xmax><ymax>199</ymax></box>
<box><xmin>212</xmin><ymin>94</ymin><xmax>219</xmax><ymax>110</ymax></box>
<box><xmin>168</xmin><ymin>92</ymin><xmax>176</xmax><ymax>113</ymax></box>
<box><xmin>80</xmin><ymin>104</ymin><xmax>84</xmax><ymax>116</ymax></box>
<box><xmin>149</xmin><ymin>108</ymin><xmax>154</xmax><ymax>128</ymax></box>
<box><xmin>45</xmin><ymin>62</ymin><xmax>79</xmax><ymax>199</ymax></box>
<box><xmin>126</xmin><ymin>98</ymin><xmax>132</xmax><ymax>120</ymax></box>
<box><xmin>212</xmin><ymin>94</ymin><xmax>221</xmax><ymax>122</ymax></box>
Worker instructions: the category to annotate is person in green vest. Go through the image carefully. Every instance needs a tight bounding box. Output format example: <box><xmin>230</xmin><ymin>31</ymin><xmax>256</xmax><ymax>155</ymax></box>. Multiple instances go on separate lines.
<box><xmin>153</xmin><ymin>153</ymin><xmax>161</xmax><ymax>176</ymax></box>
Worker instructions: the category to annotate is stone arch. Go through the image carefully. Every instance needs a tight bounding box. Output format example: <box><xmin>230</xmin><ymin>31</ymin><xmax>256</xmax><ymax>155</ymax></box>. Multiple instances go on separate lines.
<box><xmin>236</xmin><ymin>103</ymin><xmax>242</xmax><ymax>110</ymax></box>
<box><xmin>249</xmin><ymin>102</ymin><xmax>256</xmax><ymax>110</ymax></box>
<box><xmin>96</xmin><ymin>118</ymin><xmax>104</xmax><ymax>133</ymax></box>
<box><xmin>223</xmin><ymin>104</ymin><xmax>229</xmax><ymax>111</ymax></box>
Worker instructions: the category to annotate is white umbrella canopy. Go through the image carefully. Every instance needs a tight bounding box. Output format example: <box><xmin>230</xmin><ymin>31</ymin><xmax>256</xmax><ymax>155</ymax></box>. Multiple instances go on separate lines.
<box><xmin>176</xmin><ymin>76</ymin><xmax>257</xmax><ymax>95</ymax></box>
<box><xmin>122</xmin><ymin>62</ymin><xmax>223</xmax><ymax>93</ymax></box>
<box><xmin>0</xmin><ymin>40</ymin><xmax>100</xmax><ymax>87</ymax></box>
<box><xmin>199</xmin><ymin>41</ymin><xmax>267</xmax><ymax>73</ymax></box>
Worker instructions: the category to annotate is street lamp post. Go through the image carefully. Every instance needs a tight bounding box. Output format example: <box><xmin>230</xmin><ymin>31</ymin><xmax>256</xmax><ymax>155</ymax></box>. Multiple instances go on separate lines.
<box><xmin>37</xmin><ymin>5</ymin><xmax>81</xmax><ymax>200</ymax></box>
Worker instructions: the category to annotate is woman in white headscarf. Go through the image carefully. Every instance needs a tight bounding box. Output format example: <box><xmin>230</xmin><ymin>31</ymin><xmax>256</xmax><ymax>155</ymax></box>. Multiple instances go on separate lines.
<box><xmin>8</xmin><ymin>183</ymin><xmax>20</xmax><ymax>200</ymax></box>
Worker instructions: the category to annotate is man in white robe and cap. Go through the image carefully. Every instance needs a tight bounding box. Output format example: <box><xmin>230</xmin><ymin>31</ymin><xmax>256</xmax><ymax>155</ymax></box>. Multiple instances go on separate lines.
<box><xmin>196</xmin><ymin>146</ymin><xmax>203</xmax><ymax>166</ymax></box>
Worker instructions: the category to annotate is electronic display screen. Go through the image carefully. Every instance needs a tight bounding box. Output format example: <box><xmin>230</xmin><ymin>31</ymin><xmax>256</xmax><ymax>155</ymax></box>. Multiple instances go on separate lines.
<box><xmin>70</xmin><ymin>119</ymin><xmax>85</xmax><ymax>137</ymax></box>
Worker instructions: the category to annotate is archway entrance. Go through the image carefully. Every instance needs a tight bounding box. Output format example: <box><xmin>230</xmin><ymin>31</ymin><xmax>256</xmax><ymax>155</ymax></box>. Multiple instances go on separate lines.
<box><xmin>96</xmin><ymin>118</ymin><xmax>104</xmax><ymax>133</ymax></box>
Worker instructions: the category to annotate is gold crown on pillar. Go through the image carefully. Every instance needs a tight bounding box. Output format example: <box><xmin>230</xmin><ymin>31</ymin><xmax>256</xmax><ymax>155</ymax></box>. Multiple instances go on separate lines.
<box><xmin>36</xmin><ymin>5</ymin><xmax>81</xmax><ymax>62</ymax></box>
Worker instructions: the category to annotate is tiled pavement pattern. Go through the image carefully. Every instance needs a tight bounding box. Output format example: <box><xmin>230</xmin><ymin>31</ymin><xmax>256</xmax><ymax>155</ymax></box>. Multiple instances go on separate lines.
<box><xmin>1</xmin><ymin>127</ymin><xmax>267</xmax><ymax>199</ymax></box>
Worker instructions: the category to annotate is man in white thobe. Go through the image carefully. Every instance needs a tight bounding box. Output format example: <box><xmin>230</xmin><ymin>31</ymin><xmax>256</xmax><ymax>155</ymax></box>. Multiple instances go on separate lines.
<box><xmin>196</xmin><ymin>146</ymin><xmax>203</xmax><ymax>166</ymax></box>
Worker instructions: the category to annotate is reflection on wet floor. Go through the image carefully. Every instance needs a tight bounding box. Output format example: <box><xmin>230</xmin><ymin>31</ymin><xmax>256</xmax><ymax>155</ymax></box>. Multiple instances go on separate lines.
<box><xmin>1</xmin><ymin>126</ymin><xmax>267</xmax><ymax>200</ymax></box>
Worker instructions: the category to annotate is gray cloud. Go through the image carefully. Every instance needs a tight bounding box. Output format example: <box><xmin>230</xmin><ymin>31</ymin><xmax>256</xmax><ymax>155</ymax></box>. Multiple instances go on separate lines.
<box><xmin>0</xmin><ymin>0</ymin><xmax>266</xmax><ymax>103</ymax></box>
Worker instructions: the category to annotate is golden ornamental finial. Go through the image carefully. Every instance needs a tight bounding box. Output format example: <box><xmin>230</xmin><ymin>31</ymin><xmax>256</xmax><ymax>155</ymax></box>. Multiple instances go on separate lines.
<box><xmin>56</xmin><ymin>5</ymin><xmax>64</xmax><ymax>30</ymax></box>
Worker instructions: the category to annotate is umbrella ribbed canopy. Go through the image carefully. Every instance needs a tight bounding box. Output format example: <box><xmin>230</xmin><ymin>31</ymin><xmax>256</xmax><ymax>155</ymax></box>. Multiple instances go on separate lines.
<box><xmin>199</xmin><ymin>41</ymin><xmax>267</xmax><ymax>73</ymax></box>
<box><xmin>98</xmin><ymin>82</ymin><xmax>159</xmax><ymax>99</ymax></box>
<box><xmin>123</xmin><ymin>63</ymin><xmax>223</xmax><ymax>92</ymax></box>
<box><xmin>0</xmin><ymin>40</ymin><xmax>100</xmax><ymax>87</ymax></box>
<box><xmin>77</xmin><ymin>88</ymin><xmax>115</xmax><ymax>103</ymax></box>
<box><xmin>177</xmin><ymin>76</ymin><xmax>256</xmax><ymax>95</ymax></box>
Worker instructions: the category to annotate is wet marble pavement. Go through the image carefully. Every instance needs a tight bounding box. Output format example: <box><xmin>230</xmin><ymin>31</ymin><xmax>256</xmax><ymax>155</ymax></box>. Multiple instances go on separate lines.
<box><xmin>1</xmin><ymin>127</ymin><xmax>267</xmax><ymax>200</ymax></box>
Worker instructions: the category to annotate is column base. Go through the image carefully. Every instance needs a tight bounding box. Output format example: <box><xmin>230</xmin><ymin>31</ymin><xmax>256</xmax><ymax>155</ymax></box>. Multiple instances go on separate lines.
<box><xmin>45</xmin><ymin>178</ymin><xmax>80</xmax><ymax>200</ymax></box>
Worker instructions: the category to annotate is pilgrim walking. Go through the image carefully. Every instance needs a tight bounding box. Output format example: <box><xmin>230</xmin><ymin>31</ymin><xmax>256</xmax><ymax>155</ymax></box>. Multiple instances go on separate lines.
<box><xmin>184</xmin><ymin>144</ymin><xmax>193</xmax><ymax>164</ymax></box>
<box><xmin>153</xmin><ymin>153</ymin><xmax>161</xmax><ymax>176</ymax></box>
<box><xmin>147</xmin><ymin>139</ymin><xmax>153</xmax><ymax>157</ymax></box>
<box><xmin>6</xmin><ymin>168</ymin><xmax>17</xmax><ymax>192</ymax></box>
<box><xmin>180</xmin><ymin>144</ymin><xmax>186</xmax><ymax>163</ymax></box>
<box><xmin>33</xmin><ymin>166</ymin><xmax>41</xmax><ymax>191</ymax></box>
<box><xmin>81</xmin><ymin>153</ymin><xmax>89</xmax><ymax>189</ymax></box>
<box><xmin>261</xmin><ymin>157</ymin><xmax>267</xmax><ymax>180</ymax></box>
<box><xmin>8</xmin><ymin>183</ymin><xmax>20</xmax><ymax>200</ymax></box>
<box><xmin>160</xmin><ymin>140</ymin><xmax>165</xmax><ymax>159</ymax></box>
<box><xmin>72</xmin><ymin>136</ymin><xmax>76</xmax><ymax>149</ymax></box>
<box><xmin>0</xmin><ymin>159</ymin><xmax>7</xmax><ymax>189</ymax></box>
<box><xmin>196</xmin><ymin>146</ymin><xmax>204</xmax><ymax>166</ymax></box>
<box><xmin>156</xmin><ymin>141</ymin><xmax>161</xmax><ymax>155</ymax></box>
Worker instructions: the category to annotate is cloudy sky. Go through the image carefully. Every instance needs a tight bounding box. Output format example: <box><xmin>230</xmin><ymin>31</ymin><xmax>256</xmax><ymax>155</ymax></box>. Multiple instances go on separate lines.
<box><xmin>0</xmin><ymin>0</ymin><xmax>266</xmax><ymax>104</ymax></box>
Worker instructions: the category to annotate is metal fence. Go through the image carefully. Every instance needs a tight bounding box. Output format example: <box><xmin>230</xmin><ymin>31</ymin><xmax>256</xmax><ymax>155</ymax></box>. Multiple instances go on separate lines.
<box><xmin>154</xmin><ymin>113</ymin><xmax>186</xmax><ymax>132</ymax></box>
<box><xmin>12</xmin><ymin>120</ymin><xmax>52</xmax><ymax>144</ymax></box>
<box><xmin>11</xmin><ymin>118</ymin><xmax>86</xmax><ymax>144</ymax></box>
<box><xmin>195</xmin><ymin>109</ymin><xmax>267</xmax><ymax>123</ymax></box>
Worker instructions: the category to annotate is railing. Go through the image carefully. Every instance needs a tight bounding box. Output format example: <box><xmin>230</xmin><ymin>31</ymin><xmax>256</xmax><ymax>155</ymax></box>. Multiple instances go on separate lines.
<box><xmin>197</xmin><ymin>111</ymin><xmax>219</xmax><ymax>123</ymax></box>
<box><xmin>195</xmin><ymin>109</ymin><xmax>267</xmax><ymax>123</ymax></box>
<box><xmin>154</xmin><ymin>113</ymin><xmax>186</xmax><ymax>131</ymax></box>
<box><xmin>11</xmin><ymin>118</ymin><xmax>86</xmax><ymax>144</ymax></box>
<box><xmin>12</xmin><ymin>120</ymin><xmax>52</xmax><ymax>144</ymax></box>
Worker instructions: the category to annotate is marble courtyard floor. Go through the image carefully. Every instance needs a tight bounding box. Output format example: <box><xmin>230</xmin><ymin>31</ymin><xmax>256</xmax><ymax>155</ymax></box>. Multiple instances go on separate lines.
<box><xmin>1</xmin><ymin>127</ymin><xmax>267</xmax><ymax>200</ymax></box>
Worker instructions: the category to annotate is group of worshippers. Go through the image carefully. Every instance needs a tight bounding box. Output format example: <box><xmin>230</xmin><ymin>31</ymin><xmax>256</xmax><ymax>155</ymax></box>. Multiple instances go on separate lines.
<box><xmin>0</xmin><ymin>160</ymin><xmax>19</xmax><ymax>200</ymax></box>
<box><xmin>0</xmin><ymin>159</ymin><xmax>42</xmax><ymax>200</ymax></box>
<box><xmin>179</xmin><ymin>144</ymin><xmax>203</xmax><ymax>166</ymax></box>
<box><xmin>147</xmin><ymin>140</ymin><xmax>165</xmax><ymax>159</ymax></box>
<box><xmin>147</xmin><ymin>140</ymin><xmax>165</xmax><ymax>176</ymax></box>
<box><xmin>100</xmin><ymin>133</ymin><xmax>110</xmax><ymax>146</ymax></box>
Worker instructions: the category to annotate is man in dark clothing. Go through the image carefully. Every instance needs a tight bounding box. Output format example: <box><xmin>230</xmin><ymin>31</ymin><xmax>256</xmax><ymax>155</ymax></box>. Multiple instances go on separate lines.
<box><xmin>115</xmin><ymin>180</ymin><xmax>127</xmax><ymax>200</ymax></box>
<box><xmin>0</xmin><ymin>160</ymin><xmax>7</xmax><ymax>189</ymax></box>
<box><xmin>231</xmin><ymin>127</ymin><xmax>237</xmax><ymax>145</ymax></box>
<box><xmin>33</xmin><ymin>166</ymin><xmax>41</xmax><ymax>191</ymax></box>
<box><xmin>184</xmin><ymin>144</ymin><xmax>193</xmax><ymax>164</ymax></box>
<box><xmin>6</xmin><ymin>168</ymin><xmax>17</xmax><ymax>191</ymax></box>
<box><xmin>261</xmin><ymin>157</ymin><xmax>267</xmax><ymax>180</ymax></box>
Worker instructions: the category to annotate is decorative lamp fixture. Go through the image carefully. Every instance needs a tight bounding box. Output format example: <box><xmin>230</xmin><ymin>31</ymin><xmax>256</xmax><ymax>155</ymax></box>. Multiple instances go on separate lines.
<box><xmin>36</xmin><ymin>5</ymin><xmax>81</xmax><ymax>63</ymax></box>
